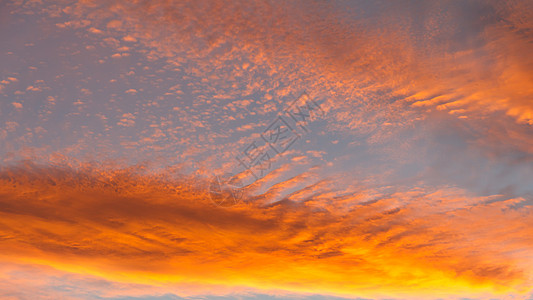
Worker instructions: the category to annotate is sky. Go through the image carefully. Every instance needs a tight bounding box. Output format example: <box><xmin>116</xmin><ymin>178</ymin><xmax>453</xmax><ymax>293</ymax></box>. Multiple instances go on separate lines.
<box><xmin>0</xmin><ymin>0</ymin><xmax>533</xmax><ymax>299</ymax></box>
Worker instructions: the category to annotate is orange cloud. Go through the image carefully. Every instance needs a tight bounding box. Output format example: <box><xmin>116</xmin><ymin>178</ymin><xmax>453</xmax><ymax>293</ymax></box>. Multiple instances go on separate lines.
<box><xmin>53</xmin><ymin>0</ymin><xmax>533</xmax><ymax>157</ymax></box>
<box><xmin>3</xmin><ymin>1</ymin><xmax>533</xmax><ymax>298</ymax></box>
<box><xmin>0</xmin><ymin>163</ymin><xmax>531</xmax><ymax>299</ymax></box>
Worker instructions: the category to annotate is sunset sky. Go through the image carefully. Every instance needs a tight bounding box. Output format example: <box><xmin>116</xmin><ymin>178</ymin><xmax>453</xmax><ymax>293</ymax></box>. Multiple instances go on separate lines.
<box><xmin>1</xmin><ymin>0</ymin><xmax>533</xmax><ymax>299</ymax></box>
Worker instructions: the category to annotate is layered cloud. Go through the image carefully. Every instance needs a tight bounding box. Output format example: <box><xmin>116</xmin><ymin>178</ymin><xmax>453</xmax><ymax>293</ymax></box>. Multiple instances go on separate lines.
<box><xmin>0</xmin><ymin>163</ymin><xmax>532</xmax><ymax>299</ymax></box>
